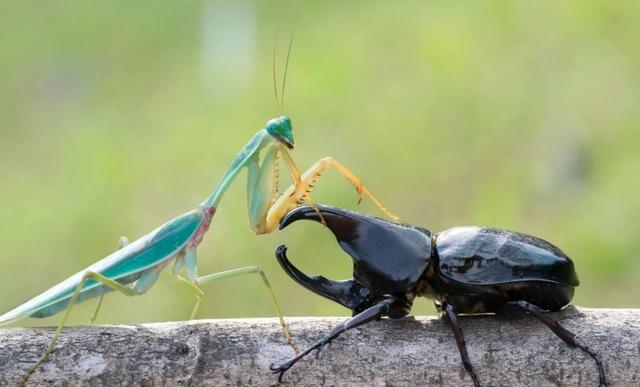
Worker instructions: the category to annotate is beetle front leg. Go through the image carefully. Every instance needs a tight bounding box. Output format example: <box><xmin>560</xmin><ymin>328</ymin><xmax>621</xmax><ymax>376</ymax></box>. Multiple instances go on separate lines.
<box><xmin>270</xmin><ymin>298</ymin><xmax>395</xmax><ymax>382</ymax></box>
<box><xmin>507</xmin><ymin>300</ymin><xmax>607</xmax><ymax>387</ymax></box>
<box><xmin>443</xmin><ymin>303</ymin><xmax>481</xmax><ymax>387</ymax></box>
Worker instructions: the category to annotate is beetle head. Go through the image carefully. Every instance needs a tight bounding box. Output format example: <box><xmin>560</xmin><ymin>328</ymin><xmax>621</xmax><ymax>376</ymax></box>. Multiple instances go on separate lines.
<box><xmin>276</xmin><ymin>205</ymin><xmax>432</xmax><ymax>316</ymax></box>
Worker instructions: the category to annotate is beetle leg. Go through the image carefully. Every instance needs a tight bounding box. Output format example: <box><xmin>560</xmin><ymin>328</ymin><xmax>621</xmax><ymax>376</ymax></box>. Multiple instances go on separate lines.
<box><xmin>507</xmin><ymin>300</ymin><xmax>607</xmax><ymax>387</ymax></box>
<box><xmin>270</xmin><ymin>298</ymin><xmax>395</xmax><ymax>382</ymax></box>
<box><xmin>443</xmin><ymin>303</ymin><xmax>481</xmax><ymax>387</ymax></box>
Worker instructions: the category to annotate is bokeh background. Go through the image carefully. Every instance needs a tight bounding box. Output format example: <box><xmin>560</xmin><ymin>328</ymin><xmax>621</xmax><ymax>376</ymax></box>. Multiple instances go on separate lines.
<box><xmin>1</xmin><ymin>1</ymin><xmax>638</xmax><ymax>327</ymax></box>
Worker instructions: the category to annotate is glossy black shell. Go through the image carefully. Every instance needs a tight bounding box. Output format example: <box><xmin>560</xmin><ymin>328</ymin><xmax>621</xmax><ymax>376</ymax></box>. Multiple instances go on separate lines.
<box><xmin>435</xmin><ymin>226</ymin><xmax>579</xmax><ymax>286</ymax></box>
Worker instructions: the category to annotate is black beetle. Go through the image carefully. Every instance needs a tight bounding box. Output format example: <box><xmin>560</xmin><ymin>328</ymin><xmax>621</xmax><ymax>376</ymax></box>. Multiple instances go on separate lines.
<box><xmin>270</xmin><ymin>205</ymin><xmax>606</xmax><ymax>386</ymax></box>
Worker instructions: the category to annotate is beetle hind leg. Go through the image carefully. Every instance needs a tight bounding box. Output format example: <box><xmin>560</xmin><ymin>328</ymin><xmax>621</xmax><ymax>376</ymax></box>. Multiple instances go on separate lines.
<box><xmin>443</xmin><ymin>303</ymin><xmax>481</xmax><ymax>387</ymax></box>
<box><xmin>507</xmin><ymin>300</ymin><xmax>607</xmax><ymax>387</ymax></box>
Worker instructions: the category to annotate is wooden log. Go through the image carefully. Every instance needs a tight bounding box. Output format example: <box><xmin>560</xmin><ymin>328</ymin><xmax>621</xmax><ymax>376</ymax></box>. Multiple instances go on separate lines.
<box><xmin>0</xmin><ymin>307</ymin><xmax>638</xmax><ymax>386</ymax></box>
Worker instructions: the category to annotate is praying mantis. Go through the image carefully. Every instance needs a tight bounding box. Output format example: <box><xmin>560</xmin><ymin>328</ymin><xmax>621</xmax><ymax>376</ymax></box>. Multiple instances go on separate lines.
<box><xmin>0</xmin><ymin>28</ymin><xmax>399</xmax><ymax>386</ymax></box>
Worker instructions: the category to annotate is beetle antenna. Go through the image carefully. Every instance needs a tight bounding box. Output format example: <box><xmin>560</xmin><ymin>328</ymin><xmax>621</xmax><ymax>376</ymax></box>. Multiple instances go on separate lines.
<box><xmin>280</xmin><ymin>10</ymin><xmax>298</xmax><ymax>113</ymax></box>
<box><xmin>272</xmin><ymin>27</ymin><xmax>280</xmax><ymax>113</ymax></box>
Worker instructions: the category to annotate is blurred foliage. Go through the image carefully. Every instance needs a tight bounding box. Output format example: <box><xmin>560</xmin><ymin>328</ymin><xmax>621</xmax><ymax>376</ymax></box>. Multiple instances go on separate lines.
<box><xmin>0</xmin><ymin>1</ymin><xmax>638</xmax><ymax>327</ymax></box>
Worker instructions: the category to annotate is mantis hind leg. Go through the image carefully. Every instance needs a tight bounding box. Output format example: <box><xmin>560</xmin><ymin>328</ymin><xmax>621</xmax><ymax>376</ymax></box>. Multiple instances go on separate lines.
<box><xmin>20</xmin><ymin>269</ymin><xmax>156</xmax><ymax>387</ymax></box>
<box><xmin>193</xmin><ymin>266</ymin><xmax>299</xmax><ymax>354</ymax></box>
<box><xmin>87</xmin><ymin>294</ymin><xmax>105</xmax><ymax>325</ymax></box>
<box><xmin>174</xmin><ymin>274</ymin><xmax>205</xmax><ymax>320</ymax></box>
<box><xmin>88</xmin><ymin>236</ymin><xmax>131</xmax><ymax>325</ymax></box>
<box><xmin>171</xmin><ymin>248</ymin><xmax>205</xmax><ymax>320</ymax></box>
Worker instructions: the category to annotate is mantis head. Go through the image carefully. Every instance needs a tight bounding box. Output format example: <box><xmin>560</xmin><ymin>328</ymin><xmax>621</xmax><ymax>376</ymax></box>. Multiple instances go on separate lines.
<box><xmin>266</xmin><ymin>116</ymin><xmax>295</xmax><ymax>150</ymax></box>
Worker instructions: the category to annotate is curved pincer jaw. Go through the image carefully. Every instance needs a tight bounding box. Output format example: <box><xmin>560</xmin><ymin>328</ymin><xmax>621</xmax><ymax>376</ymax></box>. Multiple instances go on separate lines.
<box><xmin>275</xmin><ymin>245</ymin><xmax>372</xmax><ymax>312</ymax></box>
<box><xmin>280</xmin><ymin>205</ymin><xmax>432</xmax><ymax>297</ymax></box>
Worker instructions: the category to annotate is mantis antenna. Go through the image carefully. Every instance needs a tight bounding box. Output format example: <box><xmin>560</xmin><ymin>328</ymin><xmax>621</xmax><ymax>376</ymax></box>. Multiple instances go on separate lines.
<box><xmin>280</xmin><ymin>11</ymin><xmax>299</xmax><ymax>113</ymax></box>
<box><xmin>272</xmin><ymin>26</ymin><xmax>280</xmax><ymax>112</ymax></box>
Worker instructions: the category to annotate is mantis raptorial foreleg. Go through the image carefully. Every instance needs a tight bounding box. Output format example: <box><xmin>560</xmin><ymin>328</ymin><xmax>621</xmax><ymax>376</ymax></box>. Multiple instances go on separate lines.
<box><xmin>20</xmin><ymin>268</ymin><xmax>160</xmax><ymax>386</ymax></box>
<box><xmin>257</xmin><ymin>156</ymin><xmax>399</xmax><ymax>234</ymax></box>
<box><xmin>246</xmin><ymin>142</ymin><xmax>300</xmax><ymax>234</ymax></box>
<box><xmin>293</xmin><ymin>156</ymin><xmax>398</xmax><ymax>219</ymax></box>
<box><xmin>245</xmin><ymin>143</ymin><xmax>399</xmax><ymax>235</ymax></box>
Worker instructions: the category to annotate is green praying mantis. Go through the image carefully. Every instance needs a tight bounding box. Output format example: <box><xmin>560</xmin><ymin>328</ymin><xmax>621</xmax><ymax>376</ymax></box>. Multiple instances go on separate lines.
<box><xmin>0</xmin><ymin>29</ymin><xmax>399</xmax><ymax>386</ymax></box>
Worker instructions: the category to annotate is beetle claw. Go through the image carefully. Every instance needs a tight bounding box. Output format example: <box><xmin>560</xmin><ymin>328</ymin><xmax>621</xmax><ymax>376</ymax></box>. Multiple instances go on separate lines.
<box><xmin>270</xmin><ymin>362</ymin><xmax>291</xmax><ymax>382</ymax></box>
<box><xmin>314</xmin><ymin>336</ymin><xmax>332</xmax><ymax>359</ymax></box>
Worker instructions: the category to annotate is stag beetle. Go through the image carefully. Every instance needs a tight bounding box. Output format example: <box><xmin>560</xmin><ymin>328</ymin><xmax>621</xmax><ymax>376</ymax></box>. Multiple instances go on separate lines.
<box><xmin>270</xmin><ymin>205</ymin><xmax>606</xmax><ymax>386</ymax></box>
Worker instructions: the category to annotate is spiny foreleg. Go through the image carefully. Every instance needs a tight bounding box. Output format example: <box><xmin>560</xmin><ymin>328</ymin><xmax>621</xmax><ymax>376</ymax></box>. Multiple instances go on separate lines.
<box><xmin>264</xmin><ymin>156</ymin><xmax>399</xmax><ymax>232</ymax></box>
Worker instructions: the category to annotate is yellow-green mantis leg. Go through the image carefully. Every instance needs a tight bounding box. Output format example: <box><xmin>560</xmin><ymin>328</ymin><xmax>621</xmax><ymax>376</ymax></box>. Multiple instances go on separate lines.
<box><xmin>245</xmin><ymin>142</ymin><xmax>398</xmax><ymax>235</ymax></box>
<box><xmin>20</xmin><ymin>268</ymin><xmax>161</xmax><ymax>387</ymax></box>
<box><xmin>282</xmin><ymin>156</ymin><xmax>397</xmax><ymax>222</ymax></box>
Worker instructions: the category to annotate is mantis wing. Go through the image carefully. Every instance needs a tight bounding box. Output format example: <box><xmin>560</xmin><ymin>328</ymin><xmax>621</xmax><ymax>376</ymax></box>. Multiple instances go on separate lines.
<box><xmin>0</xmin><ymin>209</ymin><xmax>205</xmax><ymax>325</ymax></box>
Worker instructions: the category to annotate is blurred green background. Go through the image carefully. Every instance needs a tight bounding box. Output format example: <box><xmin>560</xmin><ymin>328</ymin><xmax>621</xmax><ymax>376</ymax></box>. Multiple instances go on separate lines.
<box><xmin>1</xmin><ymin>1</ymin><xmax>638</xmax><ymax>327</ymax></box>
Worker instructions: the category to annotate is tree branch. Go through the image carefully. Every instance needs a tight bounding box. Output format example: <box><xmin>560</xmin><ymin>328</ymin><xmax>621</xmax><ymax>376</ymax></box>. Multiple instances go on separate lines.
<box><xmin>0</xmin><ymin>307</ymin><xmax>638</xmax><ymax>386</ymax></box>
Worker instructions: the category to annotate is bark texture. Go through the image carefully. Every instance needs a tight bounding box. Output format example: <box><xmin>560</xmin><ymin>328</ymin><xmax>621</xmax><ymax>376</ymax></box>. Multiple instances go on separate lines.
<box><xmin>0</xmin><ymin>307</ymin><xmax>638</xmax><ymax>386</ymax></box>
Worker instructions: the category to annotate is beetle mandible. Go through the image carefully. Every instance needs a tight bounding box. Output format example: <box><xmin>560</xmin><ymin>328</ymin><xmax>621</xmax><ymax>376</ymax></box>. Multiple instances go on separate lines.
<box><xmin>270</xmin><ymin>205</ymin><xmax>606</xmax><ymax>387</ymax></box>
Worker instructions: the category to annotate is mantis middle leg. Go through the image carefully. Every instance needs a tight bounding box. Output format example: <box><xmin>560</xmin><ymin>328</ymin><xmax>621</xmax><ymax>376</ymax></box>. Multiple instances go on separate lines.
<box><xmin>195</xmin><ymin>266</ymin><xmax>298</xmax><ymax>353</ymax></box>
<box><xmin>174</xmin><ymin>247</ymin><xmax>298</xmax><ymax>353</ymax></box>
